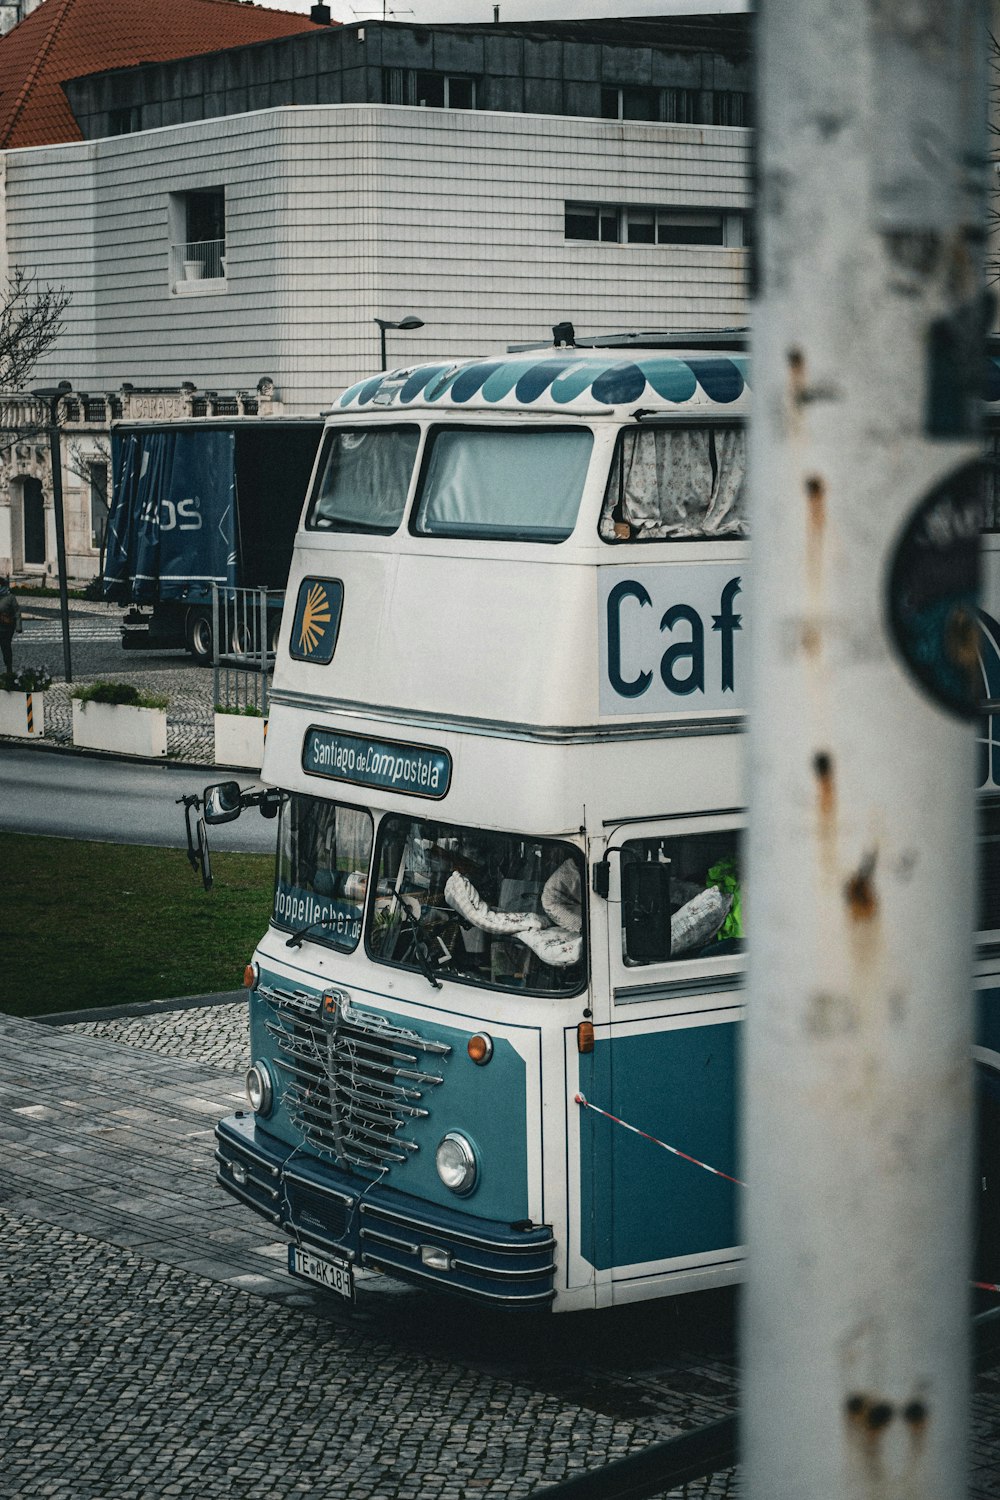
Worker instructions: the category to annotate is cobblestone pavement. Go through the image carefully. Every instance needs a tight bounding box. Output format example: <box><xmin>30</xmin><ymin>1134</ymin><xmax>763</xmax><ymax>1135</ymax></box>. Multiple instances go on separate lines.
<box><xmin>3</xmin><ymin>1003</ymin><xmax>999</xmax><ymax>1498</ymax></box>
<box><xmin>0</xmin><ymin>1008</ymin><xmax>747</xmax><ymax>1500</ymax></box>
<box><xmin>9</xmin><ymin>598</ymin><xmax>235</xmax><ymax>763</ymax></box>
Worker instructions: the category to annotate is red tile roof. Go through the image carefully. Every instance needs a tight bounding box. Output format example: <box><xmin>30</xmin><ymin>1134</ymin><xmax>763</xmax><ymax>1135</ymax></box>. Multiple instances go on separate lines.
<box><xmin>0</xmin><ymin>0</ymin><xmax>326</xmax><ymax>149</ymax></box>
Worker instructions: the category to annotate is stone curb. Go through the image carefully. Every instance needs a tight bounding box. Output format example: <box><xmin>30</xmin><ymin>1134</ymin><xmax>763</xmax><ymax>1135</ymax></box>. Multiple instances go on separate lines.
<box><xmin>0</xmin><ymin>735</ymin><xmax>254</xmax><ymax>775</ymax></box>
<box><xmin>34</xmin><ymin>989</ymin><xmax>246</xmax><ymax>1027</ymax></box>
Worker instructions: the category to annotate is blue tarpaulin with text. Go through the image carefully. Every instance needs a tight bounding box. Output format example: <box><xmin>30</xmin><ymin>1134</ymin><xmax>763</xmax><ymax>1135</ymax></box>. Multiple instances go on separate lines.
<box><xmin>104</xmin><ymin>430</ymin><xmax>237</xmax><ymax>602</ymax></box>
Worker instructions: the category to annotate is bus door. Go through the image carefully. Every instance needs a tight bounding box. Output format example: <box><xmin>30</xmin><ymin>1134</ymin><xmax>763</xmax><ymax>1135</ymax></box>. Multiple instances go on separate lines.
<box><xmin>559</xmin><ymin>831</ymin><xmax>615</xmax><ymax>1307</ymax></box>
<box><xmin>595</xmin><ymin>815</ymin><xmax>745</xmax><ymax>1299</ymax></box>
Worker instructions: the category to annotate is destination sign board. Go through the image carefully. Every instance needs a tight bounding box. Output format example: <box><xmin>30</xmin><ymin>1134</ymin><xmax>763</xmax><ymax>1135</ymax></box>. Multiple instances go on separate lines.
<box><xmin>303</xmin><ymin>728</ymin><xmax>452</xmax><ymax>799</ymax></box>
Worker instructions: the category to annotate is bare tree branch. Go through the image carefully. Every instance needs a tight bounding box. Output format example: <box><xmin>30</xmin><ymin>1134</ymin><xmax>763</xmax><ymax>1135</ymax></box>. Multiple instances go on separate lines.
<box><xmin>0</xmin><ymin>267</ymin><xmax>69</xmax><ymax>389</ymax></box>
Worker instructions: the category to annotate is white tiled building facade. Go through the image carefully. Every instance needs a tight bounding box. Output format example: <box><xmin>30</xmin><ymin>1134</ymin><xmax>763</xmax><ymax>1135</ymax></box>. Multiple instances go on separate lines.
<box><xmin>0</xmin><ymin>100</ymin><xmax>750</xmax><ymax>578</ymax></box>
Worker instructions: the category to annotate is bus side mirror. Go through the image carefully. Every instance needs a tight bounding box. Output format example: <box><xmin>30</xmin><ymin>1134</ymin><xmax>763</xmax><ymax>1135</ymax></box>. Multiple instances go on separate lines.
<box><xmin>622</xmin><ymin>861</ymin><xmax>672</xmax><ymax>964</ymax></box>
<box><xmin>203</xmin><ymin>780</ymin><xmax>243</xmax><ymax>824</ymax></box>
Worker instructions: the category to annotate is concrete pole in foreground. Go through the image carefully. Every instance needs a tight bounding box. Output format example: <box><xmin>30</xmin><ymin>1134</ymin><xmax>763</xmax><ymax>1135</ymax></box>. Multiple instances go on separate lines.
<box><xmin>743</xmin><ymin>2</ymin><xmax>988</xmax><ymax>1496</ymax></box>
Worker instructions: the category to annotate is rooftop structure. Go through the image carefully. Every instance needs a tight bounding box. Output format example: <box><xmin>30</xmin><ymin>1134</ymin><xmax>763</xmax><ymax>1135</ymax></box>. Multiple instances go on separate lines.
<box><xmin>0</xmin><ymin>0</ymin><xmax>324</xmax><ymax>148</ymax></box>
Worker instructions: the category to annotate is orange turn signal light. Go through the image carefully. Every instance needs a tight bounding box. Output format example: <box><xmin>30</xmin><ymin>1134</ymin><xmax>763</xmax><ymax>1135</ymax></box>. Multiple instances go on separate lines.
<box><xmin>467</xmin><ymin>1033</ymin><xmax>493</xmax><ymax>1065</ymax></box>
<box><xmin>243</xmin><ymin>963</ymin><xmax>256</xmax><ymax>990</ymax></box>
<box><xmin>577</xmin><ymin>1021</ymin><xmax>595</xmax><ymax>1054</ymax></box>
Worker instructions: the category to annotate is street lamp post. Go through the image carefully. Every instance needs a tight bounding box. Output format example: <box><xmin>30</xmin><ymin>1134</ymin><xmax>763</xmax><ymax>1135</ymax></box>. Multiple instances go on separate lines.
<box><xmin>373</xmin><ymin>315</ymin><xmax>424</xmax><ymax>371</ymax></box>
<box><xmin>32</xmin><ymin>381</ymin><xmax>73</xmax><ymax>684</ymax></box>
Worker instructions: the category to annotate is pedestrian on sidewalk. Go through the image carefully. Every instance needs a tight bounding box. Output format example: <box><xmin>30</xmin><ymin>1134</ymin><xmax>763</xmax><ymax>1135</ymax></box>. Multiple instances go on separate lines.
<box><xmin>0</xmin><ymin>575</ymin><xmax>23</xmax><ymax>675</ymax></box>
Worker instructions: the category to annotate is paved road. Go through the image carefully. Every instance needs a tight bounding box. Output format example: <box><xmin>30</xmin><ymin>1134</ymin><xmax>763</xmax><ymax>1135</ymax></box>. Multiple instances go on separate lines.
<box><xmin>0</xmin><ymin>743</ymin><xmax>277</xmax><ymax>853</ymax></box>
<box><xmin>2</xmin><ymin>1003</ymin><xmax>998</xmax><ymax>1500</ymax></box>
<box><xmin>0</xmin><ymin>1008</ymin><xmax>744</xmax><ymax>1500</ymax></box>
<box><xmin>17</xmin><ymin>598</ymin><xmax>192</xmax><ymax>678</ymax></box>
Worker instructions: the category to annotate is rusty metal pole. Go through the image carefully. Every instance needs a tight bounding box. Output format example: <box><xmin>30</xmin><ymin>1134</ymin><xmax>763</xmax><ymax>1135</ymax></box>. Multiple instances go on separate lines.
<box><xmin>743</xmin><ymin>2</ymin><xmax>989</xmax><ymax>1496</ymax></box>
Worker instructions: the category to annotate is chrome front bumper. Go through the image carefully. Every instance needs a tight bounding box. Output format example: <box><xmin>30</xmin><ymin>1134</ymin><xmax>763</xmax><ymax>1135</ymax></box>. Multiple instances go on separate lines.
<box><xmin>216</xmin><ymin>1112</ymin><xmax>556</xmax><ymax>1307</ymax></box>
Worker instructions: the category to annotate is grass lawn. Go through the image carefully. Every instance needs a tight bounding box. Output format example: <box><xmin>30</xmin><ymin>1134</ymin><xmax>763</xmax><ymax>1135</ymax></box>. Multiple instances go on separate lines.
<box><xmin>2</xmin><ymin>834</ymin><xmax>273</xmax><ymax>1018</ymax></box>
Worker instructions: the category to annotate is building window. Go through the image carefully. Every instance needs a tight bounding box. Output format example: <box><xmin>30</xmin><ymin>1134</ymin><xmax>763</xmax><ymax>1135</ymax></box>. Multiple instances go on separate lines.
<box><xmin>564</xmin><ymin>204</ymin><xmax>621</xmax><ymax>243</ymax></box>
<box><xmin>655</xmin><ymin>211</ymin><xmax>726</xmax><ymax>246</ymax></box>
<box><xmin>108</xmin><ymin>105</ymin><xmax>141</xmax><ymax>136</ymax></box>
<box><xmin>714</xmin><ymin>91</ymin><xmax>752</xmax><ymax>127</ymax></box>
<box><xmin>565</xmin><ymin>202</ymin><xmax>742</xmax><ymax>249</ymax></box>
<box><xmin>383</xmin><ymin>69</ymin><xmax>476</xmax><ymax>109</ymax></box>
<box><xmin>21</xmin><ymin>477</ymin><xmax>45</xmax><ymax>567</ymax></box>
<box><xmin>601</xmin><ymin>85</ymin><xmax>660</xmax><ymax>122</ymax></box>
<box><xmin>90</xmin><ymin>462</ymin><xmax>109</xmax><ymax>551</ymax></box>
<box><xmin>662</xmin><ymin>88</ymin><xmax>700</xmax><ymax>125</ymax></box>
<box><xmin>169</xmin><ymin>187</ymin><xmax>226</xmax><ymax>290</ymax></box>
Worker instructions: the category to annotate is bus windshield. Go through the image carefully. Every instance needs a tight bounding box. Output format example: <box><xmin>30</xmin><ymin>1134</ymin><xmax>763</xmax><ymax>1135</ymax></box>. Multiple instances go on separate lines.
<box><xmin>599</xmin><ymin>425</ymin><xmax>747</xmax><ymax>541</ymax></box>
<box><xmin>414</xmin><ymin>427</ymin><xmax>593</xmax><ymax>541</ymax></box>
<box><xmin>307</xmin><ymin>426</ymin><xmax>420</xmax><ymax>533</ymax></box>
<box><xmin>273</xmin><ymin>793</ymin><xmax>373</xmax><ymax>950</ymax></box>
<box><xmin>369</xmin><ymin>815</ymin><xmax>586</xmax><ymax>994</ymax></box>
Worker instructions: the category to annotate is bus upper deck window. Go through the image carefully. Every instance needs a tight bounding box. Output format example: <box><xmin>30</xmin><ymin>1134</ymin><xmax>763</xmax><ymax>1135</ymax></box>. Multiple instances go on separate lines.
<box><xmin>307</xmin><ymin>426</ymin><xmax>420</xmax><ymax>534</ymax></box>
<box><xmin>621</xmin><ymin>830</ymin><xmax>743</xmax><ymax>966</ymax></box>
<box><xmin>414</xmin><ymin>427</ymin><xmax>593</xmax><ymax>542</ymax></box>
<box><xmin>599</xmin><ymin>426</ymin><xmax>748</xmax><ymax>542</ymax></box>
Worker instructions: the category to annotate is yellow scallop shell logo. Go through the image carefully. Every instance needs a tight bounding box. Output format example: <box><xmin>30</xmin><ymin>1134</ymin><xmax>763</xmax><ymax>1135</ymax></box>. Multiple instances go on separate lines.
<box><xmin>298</xmin><ymin>582</ymin><xmax>332</xmax><ymax>655</ymax></box>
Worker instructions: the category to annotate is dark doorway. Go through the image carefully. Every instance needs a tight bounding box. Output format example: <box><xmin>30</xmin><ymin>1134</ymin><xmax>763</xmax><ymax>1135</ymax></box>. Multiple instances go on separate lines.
<box><xmin>22</xmin><ymin>477</ymin><xmax>45</xmax><ymax>565</ymax></box>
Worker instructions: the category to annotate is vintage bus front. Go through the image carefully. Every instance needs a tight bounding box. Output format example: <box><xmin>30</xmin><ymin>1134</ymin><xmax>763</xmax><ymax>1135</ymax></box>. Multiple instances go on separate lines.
<box><xmin>214</xmin><ymin>343</ymin><xmax>751</xmax><ymax>1311</ymax></box>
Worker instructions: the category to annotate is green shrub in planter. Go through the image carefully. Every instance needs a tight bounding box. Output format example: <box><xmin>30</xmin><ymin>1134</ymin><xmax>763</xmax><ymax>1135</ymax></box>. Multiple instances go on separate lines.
<box><xmin>2</xmin><ymin>664</ymin><xmax>53</xmax><ymax>692</ymax></box>
<box><xmin>72</xmin><ymin>681</ymin><xmax>168</xmax><ymax>710</ymax></box>
<box><xmin>214</xmin><ymin>702</ymin><xmax>264</xmax><ymax>717</ymax></box>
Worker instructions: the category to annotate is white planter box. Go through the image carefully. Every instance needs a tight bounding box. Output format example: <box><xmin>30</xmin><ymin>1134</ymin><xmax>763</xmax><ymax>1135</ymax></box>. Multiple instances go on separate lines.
<box><xmin>215</xmin><ymin>712</ymin><xmax>266</xmax><ymax>769</ymax></box>
<box><xmin>0</xmin><ymin>688</ymin><xmax>45</xmax><ymax>738</ymax></box>
<box><xmin>72</xmin><ymin>698</ymin><xmax>167</xmax><ymax>758</ymax></box>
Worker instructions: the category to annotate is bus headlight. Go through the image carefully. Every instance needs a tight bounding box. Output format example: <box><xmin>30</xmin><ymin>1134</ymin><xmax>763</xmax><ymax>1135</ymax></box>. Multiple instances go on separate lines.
<box><xmin>435</xmin><ymin>1132</ymin><xmax>478</xmax><ymax>1196</ymax></box>
<box><xmin>245</xmin><ymin>1062</ymin><xmax>274</xmax><ymax>1117</ymax></box>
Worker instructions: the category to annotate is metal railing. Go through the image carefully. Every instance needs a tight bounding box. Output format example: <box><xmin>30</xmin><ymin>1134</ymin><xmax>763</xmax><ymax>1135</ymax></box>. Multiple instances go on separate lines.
<box><xmin>211</xmin><ymin>585</ymin><xmax>281</xmax><ymax>718</ymax></box>
<box><xmin>172</xmin><ymin>238</ymin><xmax>226</xmax><ymax>283</ymax></box>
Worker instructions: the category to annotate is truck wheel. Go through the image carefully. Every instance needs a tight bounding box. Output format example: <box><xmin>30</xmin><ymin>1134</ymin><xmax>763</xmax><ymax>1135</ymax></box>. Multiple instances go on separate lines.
<box><xmin>186</xmin><ymin>610</ymin><xmax>214</xmax><ymax>667</ymax></box>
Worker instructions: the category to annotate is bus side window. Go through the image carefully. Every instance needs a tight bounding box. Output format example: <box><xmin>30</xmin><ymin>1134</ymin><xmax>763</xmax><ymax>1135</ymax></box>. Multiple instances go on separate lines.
<box><xmin>620</xmin><ymin>829</ymin><xmax>743</xmax><ymax>965</ymax></box>
<box><xmin>598</xmin><ymin>426</ymin><xmax>748</xmax><ymax>543</ymax></box>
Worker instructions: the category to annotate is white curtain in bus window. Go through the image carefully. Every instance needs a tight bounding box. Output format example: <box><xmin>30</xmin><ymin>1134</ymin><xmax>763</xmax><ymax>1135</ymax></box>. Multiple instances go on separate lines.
<box><xmin>308</xmin><ymin>426</ymin><xmax>420</xmax><ymax>533</ymax></box>
<box><xmin>369</xmin><ymin>815</ymin><xmax>586</xmax><ymax>993</ymax></box>
<box><xmin>599</xmin><ymin>426</ymin><xmax>748</xmax><ymax>540</ymax></box>
<box><xmin>415</xmin><ymin>428</ymin><xmax>593</xmax><ymax>541</ymax></box>
<box><xmin>620</xmin><ymin>829</ymin><xmax>743</xmax><ymax>965</ymax></box>
<box><xmin>273</xmin><ymin>794</ymin><xmax>373</xmax><ymax>950</ymax></box>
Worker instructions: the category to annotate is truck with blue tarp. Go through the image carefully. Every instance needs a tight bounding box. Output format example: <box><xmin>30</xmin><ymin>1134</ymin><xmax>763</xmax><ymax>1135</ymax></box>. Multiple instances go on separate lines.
<box><xmin>103</xmin><ymin>419</ymin><xmax>323</xmax><ymax>662</ymax></box>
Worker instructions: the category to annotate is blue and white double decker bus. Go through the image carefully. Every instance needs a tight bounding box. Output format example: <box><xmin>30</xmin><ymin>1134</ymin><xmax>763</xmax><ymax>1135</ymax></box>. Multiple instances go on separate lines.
<box><xmin>211</xmin><ymin>332</ymin><xmax>1000</xmax><ymax>1310</ymax></box>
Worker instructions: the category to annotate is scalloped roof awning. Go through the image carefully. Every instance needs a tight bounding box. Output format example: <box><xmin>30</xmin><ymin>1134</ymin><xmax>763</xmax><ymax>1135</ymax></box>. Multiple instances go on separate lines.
<box><xmin>0</xmin><ymin>0</ymin><xmax>326</xmax><ymax>149</ymax></box>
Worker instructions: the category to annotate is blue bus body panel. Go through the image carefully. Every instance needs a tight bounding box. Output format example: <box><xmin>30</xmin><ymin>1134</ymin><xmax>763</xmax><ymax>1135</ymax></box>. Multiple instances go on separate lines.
<box><xmin>579</xmin><ymin>1020</ymin><xmax>741</xmax><ymax>1271</ymax></box>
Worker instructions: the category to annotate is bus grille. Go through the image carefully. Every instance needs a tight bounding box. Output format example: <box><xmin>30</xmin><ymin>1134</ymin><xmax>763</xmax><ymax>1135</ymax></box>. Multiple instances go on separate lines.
<box><xmin>261</xmin><ymin>984</ymin><xmax>449</xmax><ymax>1171</ymax></box>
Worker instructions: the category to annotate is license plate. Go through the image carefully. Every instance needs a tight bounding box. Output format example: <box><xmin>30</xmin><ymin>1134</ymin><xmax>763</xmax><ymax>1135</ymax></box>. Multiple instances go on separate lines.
<box><xmin>288</xmin><ymin>1244</ymin><xmax>355</xmax><ymax>1301</ymax></box>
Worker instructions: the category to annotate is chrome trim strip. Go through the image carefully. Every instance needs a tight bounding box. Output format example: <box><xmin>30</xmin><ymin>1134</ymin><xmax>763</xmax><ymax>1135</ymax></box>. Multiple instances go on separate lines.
<box><xmin>451</xmin><ymin>1257</ymin><xmax>557</xmax><ymax>1281</ymax></box>
<box><xmin>215</xmin><ymin>1132</ymin><xmax>280</xmax><ymax>1176</ymax></box>
<box><xmin>215</xmin><ymin>1172</ymin><xmax>281</xmax><ymax>1223</ymax></box>
<box><xmin>283</xmin><ymin>1170</ymin><xmax>357</xmax><ymax>1207</ymax></box>
<box><xmin>359</xmin><ymin>1253</ymin><xmax>556</xmax><ymax>1304</ymax></box>
<box><xmin>614</xmin><ymin>972</ymin><xmax>744</xmax><ymax>1005</ymax></box>
<box><xmin>269</xmin><ymin>687</ymin><xmax>743</xmax><ymax>744</ymax></box>
<box><xmin>358</xmin><ymin>1200</ymin><xmax>556</xmax><ymax>1254</ymax></box>
<box><xmin>602</xmin><ymin>806</ymin><xmax>745</xmax><ymax>830</ymax></box>
<box><xmin>360</xmin><ymin>1227</ymin><xmax>421</xmax><ymax>1255</ymax></box>
<box><xmin>214</xmin><ymin>1150</ymin><xmax>280</xmax><ymax>1198</ymax></box>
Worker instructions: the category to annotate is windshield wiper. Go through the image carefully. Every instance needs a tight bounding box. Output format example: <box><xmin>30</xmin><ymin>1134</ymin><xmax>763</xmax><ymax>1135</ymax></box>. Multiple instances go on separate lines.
<box><xmin>285</xmin><ymin>914</ymin><xmax>343</xmax><ymax>949</ymax></box>
<box><xmin>392</xmin><ymin>890</ymin><xmax>442</xmax><ymax>990</ymax></box>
